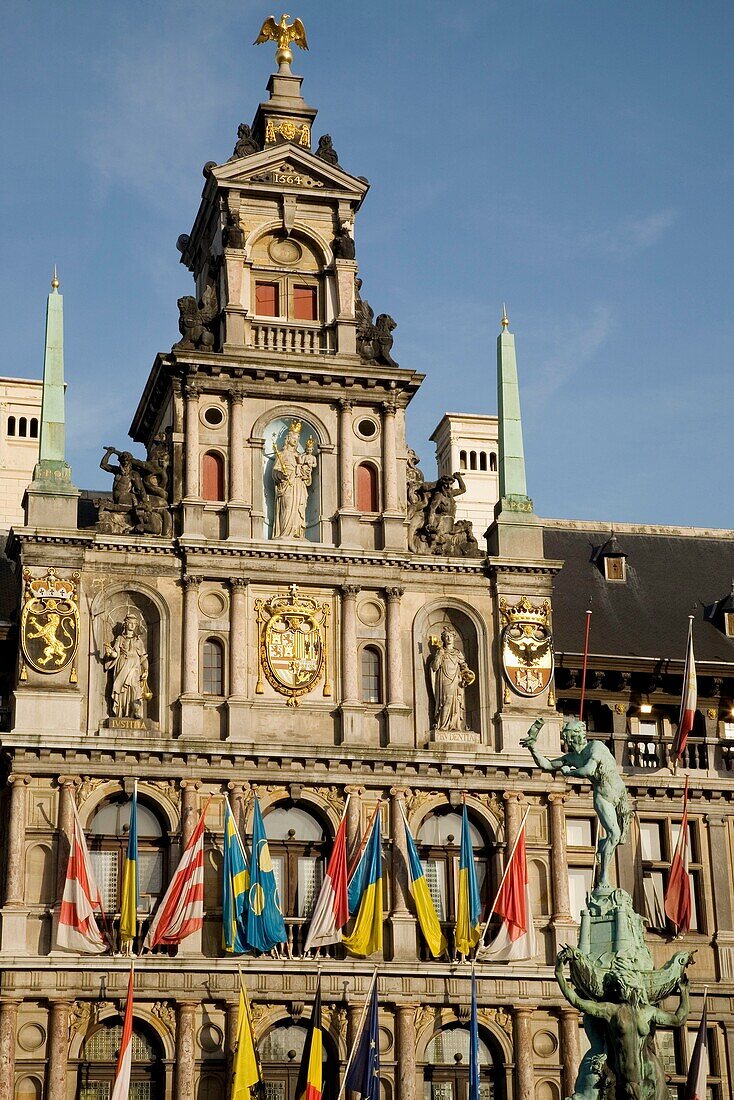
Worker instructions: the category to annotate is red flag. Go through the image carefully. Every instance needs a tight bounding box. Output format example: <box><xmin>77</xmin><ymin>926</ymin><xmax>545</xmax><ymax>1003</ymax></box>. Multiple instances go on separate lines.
<box><xmin>111</xmin><ymin>966</ymin><xmax>135</xmax><ymax>1100</ymax></box>
<box><xmin>481</xmin><ymin>821</ymin><xmax>537</xmax><ymax>961</ymax></box>
<box><xmin>57</xmin><ymin>804</ymin><xmax>108</xmax><ymax>954</ymax></box>
<box><xmin>672</xmin><ymin>620</ymin><xmax>697</xmax><ymax>764</ymax></box>
<box><xmin>143</xmin><ymin>800</ymin><xmax>209</xmax><ymax>950</ymax></box>
<box><xmin>303</xmin><ymin>809</ymin><xmax>349</xmax><ymax>953</ymax></box>
<box><xmin>685</xmin><ymin>996</ymin><xmax>708</xmax><ymax>1100</ymax></box>
<box><xmin>665</xmin><ymin>778</ymin><xmax>692</xmax><ymax>935</ymax></box>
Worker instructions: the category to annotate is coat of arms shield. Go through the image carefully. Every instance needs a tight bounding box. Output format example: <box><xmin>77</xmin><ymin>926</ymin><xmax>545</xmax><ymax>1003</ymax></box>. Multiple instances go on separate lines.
<box><xmin>499</xmin><ymin>595</ymin><xmax>554</xmax><ymax>698</ymax></box>
<box><xmin>256</xmin><ymin>585</ymin><xmax>331</xmax><ymax>705</ymax></box>
<box><xmin>20</xmin><ymin>568</ymin><xmax>80</xmax><ymax>680</ymax></box>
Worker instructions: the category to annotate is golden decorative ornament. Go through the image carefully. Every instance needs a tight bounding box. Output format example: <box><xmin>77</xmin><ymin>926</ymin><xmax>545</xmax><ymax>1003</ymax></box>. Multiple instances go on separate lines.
<box><xmin>254</xmin><ymin>13</ymin><xmax>309</xmax><ymax>71</ymax></box>
<box><xmin>255</xmin><ymin>585</ymin><xmax>331</xmax><ymax>706</ymax></box>
<box><xmin>20</xmin><ymin>568</ymin><xmax>80</xmax><ymax>681</ymax></box>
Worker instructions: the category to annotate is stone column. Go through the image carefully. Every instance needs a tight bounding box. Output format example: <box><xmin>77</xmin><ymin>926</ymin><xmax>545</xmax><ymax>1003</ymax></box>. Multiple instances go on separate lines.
<box><xmin>385</xmin><ymin>588</ymin><xmax>404</xmax><ymax>707</ymax></box>
<box><xmin>347</xmin><ymin>1002</ymin><xmax>363</xmax><ymax>1050</ymax></box>
<box><xmin>0</xmin><ymin>999</ymin><xmax>20</xmax><ymax>1100</ymax></box>
<box><xmin>345</xmin><ymin>786</ymin><xmax>365</xmax><ymax>863</ymax></box>
<box><xmin>513</xmin><ymin>1007</ymin><xmax>534</xmax><ymax>1100</ymax></box>
<box><xmin>339</xmin><ymin>400</ymin><xmax>355</xmax><ymax>510</ymax></box>
<box><xmin>341</xmin><ymin>585</ymin><xmax>360</xmax><ymax>704</ymax></box>
<box><xmin>395</xmin><ymin>1005</ymin><xmax>417</xmax><ymax>1100</ymax></box>
<box><xmin>225</xmin><ymin>1000</ymin><xmax>239</xmax><ymax>1082</ymax></box>
<box><xmin>175</xmin><ymin>1002</ymin><xmax>197</xmax><ymax>1100</ymax></box>
<box><xmin>180</xmin><ymin>781</ymin><xmax>201</xmax><ymax>848</ymax></box>
<box><xmin>55</xmin><ymin>776</ymin><xmax>79</xmax><ymax>901</ymax></box>
<box><xmin>46</xmin><ymin>1000</ymin><xmax>72</xmax><ymax>1100</ymax></box>
<box><xmin>229</xmin><ymin>390</ymin><xmax>246</xmax><ymax>502</ymax></box>
<box><xmin>5</xmin><ymin>775</ymin><xmax>31</xmax><ymax>906</ymax></box>
<box><xmin>181</xmin><ymin>575</ymin><xmax>202</xmax><ymax>696</ymax></box>
<box><xmin>548</xmin><ymin>793</ymin><xmax>571</xmax><ymax>920</ymax></box>
<box><xmin>381</xmin><ymin>400</ymin><xmax>398</xmax><ymax>513</ymax></box>
<box><xmin>228</xmin><ymin>782</ymin><xmax>249</xmax><ymax>838</ymax></box>
<box><xmin>184</xmin><ymin>381</ymin><xmax>201</xmax><ymax>499</ymax></box>
<box><xmin>503</xmin><ymin>791</ymin><xmax>524</xmax><ymax>856</ymax></box>
<box><xmin>391</xmin><ymin>789</ymin><xmax>416</xmax><ymax>960</ymax></box>
<box><xmin>229</xmin><ymin>578</ymin><xmax>248</xmax><ymax>698</ymax></box>
<box><xmin>559</xmin><ymin>1009</ymin><xmax>580</xmax><ymax>1100</ymax></box>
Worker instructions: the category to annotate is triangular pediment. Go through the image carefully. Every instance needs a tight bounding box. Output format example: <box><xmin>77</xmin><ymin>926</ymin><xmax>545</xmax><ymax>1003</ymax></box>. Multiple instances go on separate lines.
<box><xmin>213</xmin><ymin>144</ymin><xmax>368</xmax><ymax>200</ymax></box>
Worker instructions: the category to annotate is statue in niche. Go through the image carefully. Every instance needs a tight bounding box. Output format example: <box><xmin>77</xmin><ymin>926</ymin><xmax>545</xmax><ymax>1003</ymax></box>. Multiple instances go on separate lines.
<box><xmin>103</xmin><ymin>613</ymin><xmax>151</xmax><ymax>720</ymax></box>
<box><xmin>229</xmin><ymin>122</ymin><xmax>260</xmax><ymax>160</ymax></box>
<box><xmin>429</xmin><ymin>627</ymin><xmax>476</xmax><ymax>733</ymax></box>
<box><xmin>406</xmin><ymin>455</ymin><xmax>481</xmax><ymax>557</ymax></box>
<box><xmin>271</xmin><ymin>421</ymin><xmax>318</xmax><ymax>539</ymax></box>
<box><xmin>97</xmin><ymin>435</ymin><xmax>172</xmax><ymax>537</ymax></box>
<box><xmin>315</xmin><ymin>133</ymin><xmax>339</xmax><ymax>165</ymax></box>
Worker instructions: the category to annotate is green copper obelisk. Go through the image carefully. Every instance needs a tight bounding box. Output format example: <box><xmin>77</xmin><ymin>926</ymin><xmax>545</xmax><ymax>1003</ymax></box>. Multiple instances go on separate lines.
<box><xmin>497</xmin><ymin>307</ymin><xmax>532</xmax><ymax>513</ymax></box>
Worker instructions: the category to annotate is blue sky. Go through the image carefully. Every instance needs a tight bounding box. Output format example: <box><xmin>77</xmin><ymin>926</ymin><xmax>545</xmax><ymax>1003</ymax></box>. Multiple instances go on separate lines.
<box><xmin>2</xmin><ymin>1</ymin><xmax>733</xmax><ymax>526</ymax></box>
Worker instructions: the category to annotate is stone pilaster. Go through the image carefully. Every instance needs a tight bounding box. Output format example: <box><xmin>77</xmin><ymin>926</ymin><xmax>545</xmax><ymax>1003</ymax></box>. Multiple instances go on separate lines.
<box><xmin>513</xmin><ymin>1007</ymin><xmax>534</xmax><ymax>1100</ymax></box>
<box><xmin>55</xmin><ymin>776</ymin><xmax>79</xmax><ymax>901</ymax></box>
<box><xmin>706</xmin><ymin>814</ymin><xmax>734</xmax><ymax>976</ymax></box>
<box><xmin>340</xmin><ymin>585</ymin><xmax>361</xmax><ymax>743</ymax></box>
<box><xmin>390</xmin><ymin>788</ymin><xmax>417</xmax><ymax>960</ymax></box>
<box><xmin>385</xmin><ymin>587</ymin><xmax>410</xmax><ymax>745</ymax></box>
<box><xmin>228</xmin><ymin>783</ymin><xmax>249</xmax><ymax>838</ymax></box>
<box><xmin>381</xmin><ymin>400</ymin><xmax>404</xmax><ymax>549</ymax></box>
<box><xmin>559</xmin><ymin>1008</ymin><xmax>580</xmax><ymax>1100</ymax></box>
<box><xmin>395</xmin><ymin>1005</ymin><xmax>417</xmax><ymax>1100</ymax></box>
<box><xmin>227</xmin><ymin>577</ymin><xmax>249</xmax><ymax>739</ymax></box>
<box><xmin>46</xmin><ymin>999</ymin><xmax>72</xmax><ymax>1100</ymax></box>
<box><xmin>181</xmin><ymin>781</ymin><xmax>202</xmax><ymax>848</ymax></box>
<box><xmin>337</xmin><ymin>399</ymin><xmax>361</xmax><ymax>547</ymax></box>
<box><xmin>0</xmin><ymin>999</ymin><xmax>20</xmax><ymax>1100</ymax></box>
<box><xmin>182</xmin><ymin>380</ymin><xmax>204</xmax><ymax>536</ymax></box>
<box><xmin>228</xmin><ymin>389</ymin><xmax>249</xmax><ymax>539</ymax></box>
<box><xmin>226</xmin><ymin>1000</ymin><xmax>238</xmax><ymax>1082</ymax></box>
<box><xmin>175</xmin><ymin>1002</ymin><xmax>197</xmax><ymax>1099</ymax></box>
<box><xmin>179</xmin><ymin>575</ymin><xmax>204</xmax><ymax>737</ymax></box>
<box><xmin>548</xmin><ymin>792</ymin><xmax>576</xmax><ymax>952</ymax></box>
<box><xmin>1</xmin><ymin>774</ymin><xmax>31</xmax><ymax>953</ymax></box>
<box><xmin>344</xmin><ymin>786</ymin><xmax>365</xmax><ymax>863</ymax></box>
<box><xmin>503</xmin><ymin>791</ymin><xmax>524</xmax><ymax>854</ymax></box>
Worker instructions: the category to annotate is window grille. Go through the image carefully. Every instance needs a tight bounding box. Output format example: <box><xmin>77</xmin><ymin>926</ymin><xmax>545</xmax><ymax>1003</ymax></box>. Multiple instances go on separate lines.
<box><xmin>361</xmin><ymin>647</ymin><xmax>382</xmax><ymax>703</ymax></box>
<box><xmin>83</xmin><ymin>1025</ymin><xmax>155</xmax><ymax>1062</ymax></box>
<box><xmin>297</xmin><ymin>857</ymin><xmax>323</xmax><ymax>918</ymax></box>
<box><xmin>202</xmin><ymin>638</ymin><xmax>224</xmax><ymax>695</ymax></box>
<box><xmin>423</xmin><ymin>859</ymin><xmax>446</xmax><ymax>921</ymax></box>
<box><xmin>90</xmin><ymin>851</ymin><xmax>119</xmax><ymax>912</ymax></box>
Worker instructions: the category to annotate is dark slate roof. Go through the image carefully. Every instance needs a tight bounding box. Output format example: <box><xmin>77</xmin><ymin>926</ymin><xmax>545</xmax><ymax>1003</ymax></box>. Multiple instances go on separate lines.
<box><xmin>543</xmin><ymin>522</ymin><xmax>734</xmax><ymax>664</ymax></box>
<box><xmin>0</xmin><ymin>552</ymin><xmax>18</xmax><ymax>620</ymax></box>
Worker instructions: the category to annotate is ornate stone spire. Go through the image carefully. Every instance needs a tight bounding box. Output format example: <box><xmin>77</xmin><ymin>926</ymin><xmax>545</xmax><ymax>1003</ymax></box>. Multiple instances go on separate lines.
<box><xmin>250</xmin><ymin>14</ymin><xmax>317</xmax><ymax>150</ymax></box>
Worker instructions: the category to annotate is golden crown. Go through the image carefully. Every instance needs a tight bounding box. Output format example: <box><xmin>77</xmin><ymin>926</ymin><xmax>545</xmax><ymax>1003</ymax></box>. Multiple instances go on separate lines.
<box><xmin>289</xmin><ymin>419</ymin><xmax>302</xmax><ymax>433</ymax></box>
<box><xmin>499</xmin><ymin>595</ymin><xmax>551</xmax><ymax>628</ymax></box>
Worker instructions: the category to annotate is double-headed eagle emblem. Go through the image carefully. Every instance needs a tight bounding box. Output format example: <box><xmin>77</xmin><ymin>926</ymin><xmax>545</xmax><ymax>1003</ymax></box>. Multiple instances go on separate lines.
<box><xmin>255</xmin><ymin>14</ymin><xmax>309</xmax><ymax>53</ymax></box>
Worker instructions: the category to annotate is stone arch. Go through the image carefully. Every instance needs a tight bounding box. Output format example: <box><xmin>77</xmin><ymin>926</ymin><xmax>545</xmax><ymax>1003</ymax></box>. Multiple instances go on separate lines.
<box><xmin>416</xmin><ymin>1007</ymin><xmax>512</xmax><ymax>1064</ymax></box>
<box><xmin>407</xmin><ymin>792</ymin><xmax>502</xmax><ymax>844</ymax></box>
<box><xmin>250</xmin><ymin>785</ymin><xmax>341</xmax><ymax>838</ymax></box>
<box><xmin>69</xmin><ymin>1005</ymin><xmax>174</xmax><ymax>1062</ymax></box>
<box><xmin>24</xmin><ymin>842</ymin><xmax>54</xmax><ymax>905</ymax></box>
<box><xmin>536</xmin><ymin>1080</ymin><xmax>561</xmax><ymax>1100</ymax></box>
<box><xmin>250</xmin><ymin>404</ymin><xmax>333</xmax><ymax>449</ymax></box>
<box><xmin>412</xmin><ymin>598</ymin><xmax>489</xmax><ymax>744</ymax></box>
<box><xmin>245</xmin><ymin>221</ymin><xmax>334</xmax><ymax>271</ymax></box>
<box><xmin>15</xmin><ymin>1077</ymin><xmax>42</xmax><ymax>1100</ymax></box>
<box><xmin>258</xmin><ymin>1010</ymin><xmax>342</xmax><ymax>1080</ymax></box>
<box><xmin>77</xmin><ymin>780</ymin><xmax>180</xmax><ymax>835</ymax></box>
<box><xmin>88</xmin><ymin>580</ymin><xmax>171</xmax><ymax>733</ymax></box>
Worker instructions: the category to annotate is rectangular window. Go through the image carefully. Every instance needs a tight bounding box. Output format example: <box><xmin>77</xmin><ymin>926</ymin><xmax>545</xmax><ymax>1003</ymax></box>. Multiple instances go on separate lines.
<box><xmin>566</xmin><ymin>818</ymin><xmax>593</xmax><ymax>847</ymax></box>
<box><xmin>255</xmin><ymin>281</ymin><xmax>279</xmax><ymax>316</ymax></box>
<box><xmin>293</xmin><ymin>284</ymin><xmax>317</xmax><ymax>320</ymax></box>
<box><xmin>138</xmin><ymin>850</ymin><xmax>163</xmax><ymax>913</ymax></box>
<box><xmin>568</xmin><ymin>867</ymin><xmax>594</xmax><ymax>921</ymax></box>
<box><xmin>640</xmin><ymin>816</ymin><xmax>702</xmax><ymax>934</ymax></box>
<box><xmin>639</xmin><ymin>820</ymin><xmax>663</xmax><ymax>861</ymax></box>
<box><xmin>638</xmin><ymin>719</ymin><xmax>659</xmax><ymax>739</ymax></box>
<box><xmin>643</xmin><ymin>870</ymin><xmax>667</xmax><ymax>929</ymax></box>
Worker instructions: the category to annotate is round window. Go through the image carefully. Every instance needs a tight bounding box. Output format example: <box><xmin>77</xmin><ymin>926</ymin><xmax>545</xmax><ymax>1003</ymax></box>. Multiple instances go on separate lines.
<box><xmin>203</xmin><ymin>406</ymin><xmax>225</xmax><ymax>428</ymax></box>
<box><xmin>355</xmin><ymin>417</ymin><xmax>379</xmax><ymax>441</ymax></box>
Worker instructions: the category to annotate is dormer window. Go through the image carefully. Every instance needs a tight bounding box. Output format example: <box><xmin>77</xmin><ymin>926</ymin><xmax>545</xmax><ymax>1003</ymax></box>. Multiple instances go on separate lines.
<box><xmin>704</xmin><ymin>583</ymin><xmax>734</xmax><ymax>638</ymax></box>
<box><xmin>605</xmin><ymin>555</ymin><xmax>626</xmax><ymax>582</ymax></box>
<box><xmin>726</xmin><ymin>612</ymin><xmax>734</xmax><ymax>638</ymax></box>
<box><xmin>595</xmin><ymin>532</ymin><xmax>627</xmax><ymax>583</ymax></box>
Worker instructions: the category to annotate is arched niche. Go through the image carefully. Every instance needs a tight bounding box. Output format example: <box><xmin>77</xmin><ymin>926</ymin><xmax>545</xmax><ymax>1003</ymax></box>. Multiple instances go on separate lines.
<box><xmin>412</xmin><ymin>600</ymin><xmax>487</xmax><ymax>744</ymax></box>
<box><xmin>88</xmin><ymin>583</ymin><xmax>169</xmax><ymax>732</ymax></box>
<box><xmin>15</xmin><ymin>1078</ymin><xmax>42</xmax><ymax>1100</ymax></box>
<box><xmin>260</xmin><ymin>416</ymin><xmax>323</xmax><ymax>542</ymax></box>
<box><xmin>24</xmin><ymin>842</ymin><xmax>54</xmax><ymax>906</ymax></box>
<box><xmin>260</xmin><ymin>1015</ymin><xmax>340</xmax><ymax>1099</ymax></box>
<box><xmin>419</xmin><ymin>1017</ymin><xmax>509</xmax><ymax>1100</ymax></box>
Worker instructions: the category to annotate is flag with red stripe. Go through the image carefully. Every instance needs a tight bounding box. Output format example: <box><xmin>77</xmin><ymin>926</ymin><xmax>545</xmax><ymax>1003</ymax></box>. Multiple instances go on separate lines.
<box><xmin>481</xmin><ymin>820</ymin><xmax>537</xmax><ymax>961</ymax></box>
<box><xmin>303</xmin><ymin>808</ymin><xmax>348</xmax><ymax>953</ymax></box>
<box><xmin>685</xmin><ymin>997</ymin><xmax>708</xmax><ymax>1100</ymax></box>
<box><xmin>144</xmin><ymin>800</ymin><xmax>209</xmax><ymax>950</ymax></box>
<box><xmin>295</xmin><ymin>977</ymin><xmax>323</xmax><ymax>1100</ymax></box>
<box><xmin>111</xmin><ymin>966</ymin><xmax>135</xmax><ymax>1100</ymax></box>
<box><xmin>57</xmin><ymin>803</ymin><xmax>107</xmax><ymax>954</ymax></box>
<box><xmin>665</xmin><ymin>778</ymin><xmax>692</xmax><ymax>935</ymax></box>
<box><xmin>672</xmin><ymin>620</ymin><xmax>697</xmax><ymax>764</ymax></box>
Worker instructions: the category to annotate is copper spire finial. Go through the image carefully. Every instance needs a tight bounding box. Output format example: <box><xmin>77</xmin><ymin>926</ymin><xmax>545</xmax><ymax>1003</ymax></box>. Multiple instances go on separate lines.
<box><xmin>51</xmin><ymin>265</ymin><xmax>60</xmax><ymax>291</ymax></box>
<box><xmin>501</xmin><ymin>304</ymin><xmax>509</xmax><ymax>331</ymax></box>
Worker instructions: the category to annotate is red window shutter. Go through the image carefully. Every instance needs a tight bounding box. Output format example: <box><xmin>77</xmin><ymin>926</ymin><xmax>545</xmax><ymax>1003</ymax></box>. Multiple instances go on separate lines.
<box><xmin>255</xmin><ymin>282</ymin><xmax>279</xmax><ymax>316</ymax></box>
<box><xmin>293</xmin><ymin>285</ymin><xmax>317</xmax><ymax>321</ymax></box>
<box><xmin>202</xmin><ymin>452</ymin><xmax>225</xmax><ymax>501</ymax></box>
<box><xmin>356</xmin><ymin>463</ymin><xmax>379</xmax><ymax>513</ymax></box>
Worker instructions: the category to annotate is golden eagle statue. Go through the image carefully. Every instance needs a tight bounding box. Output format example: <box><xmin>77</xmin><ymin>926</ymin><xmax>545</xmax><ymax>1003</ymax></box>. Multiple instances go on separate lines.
<box><xmin>254</xmin><ymin>14</ymin><xmax>309</xmax><ymax>58</ymax></box>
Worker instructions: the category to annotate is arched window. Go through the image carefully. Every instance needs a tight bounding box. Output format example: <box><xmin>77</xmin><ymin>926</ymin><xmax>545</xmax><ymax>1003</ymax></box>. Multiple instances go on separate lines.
<box><xmin>264</xmin><ymin>803</ymin><xmax>330</xmax><ymax>955</ymax></box>
<box><xmin>260</xmin><ymin>1020</ymin><xmax>337</xmax><ymax>1100</ymax></box>
<box><xmin>469</xmin><ymin>451</ymin><xmax>477</xmax><ymax>470</ymax></box>
<box><xmin>489</xmin><ymin>452</ymin><xmax>497</xmax><ymax>472</ymax></box>
<box><xmin>78</xmin><ymin>1019</ymin><xmax>164</xmax><ymax>1099</ymax></box>
<box><xmin>7</xmin><ymin>416</ymin><xmax>15</xmax><ymax>436</ymax></box>
<box><xmin>202</xmin><ymin>637</ymin><xmax>224</xmax><ymax>695</ymax></box>
<box><xmin>479</xmin><ymin>452</ymin><xmax>487</xmax><ymax>471</ymax></box>
<box><xmin>18</xmin><ymin>416</ymin><xmax>27</xmax><ymax>437</ymax></box>
<box><xmin>459</xmin><ymin>450</ymin><xmax>467</xmax><ymax>470</ymax></box>
<box><xmin>29</xmin><ymin>417</ymin><xmax>39</xmax><ymax>438</ymax></box>
<box><xmin>416</xmin><ymin>810</ymin><xmax>493</xmax><ymax>957</ymax></box>
<box><xmin>425</xmin><ymin>1025</ymin><xmax>501</xmax><ymax>1100</ymax></box>
<box><xmin>361</xmin><ymin>646</ymin><xmax>382</xmax><ymax>703</ymax></box>
<box><xmin>356</xmin><ymin>462</ymin><xmax>379</xmax><ymax>513</ymax></box>
<box><xmin>202</xmin><ymin>451</ymin><xmax>225</xmax><ymax>501</ymax></box>
<box><xmin>87</xmin><ymin>797</ymin><xmax>169</xmax><ymax>943</ymax></box>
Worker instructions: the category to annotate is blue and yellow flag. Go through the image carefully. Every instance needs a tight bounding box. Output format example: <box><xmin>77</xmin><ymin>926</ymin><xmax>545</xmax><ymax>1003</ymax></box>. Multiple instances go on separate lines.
<box><xmin>455</xmin><ymin>803</ymin><xmax>481</xmax><ymax>956</ymax></box>
<box><xmin>119</xmin><ymin>783</ymin><xmax>138</xmax><ymax>945</ymax></box>
<box><xmin>344</xmin><ymin>812</ymin><xmax>382</xmax><ymax>957</ymax></box>
<box><xmin>223</xmin><ymin>801</ymin><xmax>249</xmax><ymax>954</ymax></box>
<box><xmin>403</xmin><ymin>811</ymin><xmax>447</xmax><ymax>958</ymax></box>
<box><xmin>246</xmin><ymin>796</ymin><xmax>287</xmax><ymax>953</ymax></box>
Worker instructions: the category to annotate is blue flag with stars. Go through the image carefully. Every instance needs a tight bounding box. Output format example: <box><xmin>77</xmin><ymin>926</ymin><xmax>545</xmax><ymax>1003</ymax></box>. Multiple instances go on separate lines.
<box><xmin>345</xmin><ymin>981</ymin><xmax>380</xmax><ymax>1100</ymax></box>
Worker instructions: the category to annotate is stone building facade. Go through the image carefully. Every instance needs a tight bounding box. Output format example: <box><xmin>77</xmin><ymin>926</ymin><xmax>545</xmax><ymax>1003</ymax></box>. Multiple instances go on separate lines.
<box><xmin>1</xmin><ymin>44</ymin><xmax>733</xmax><ymax>1100</ymax></box>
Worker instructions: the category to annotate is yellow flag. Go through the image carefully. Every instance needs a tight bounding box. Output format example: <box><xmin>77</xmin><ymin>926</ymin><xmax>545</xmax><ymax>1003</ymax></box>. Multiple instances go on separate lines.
<box><xmin>232</xmin><ymin>980</ymin><xmax>261</xmax><ymax>1100</ymax></box>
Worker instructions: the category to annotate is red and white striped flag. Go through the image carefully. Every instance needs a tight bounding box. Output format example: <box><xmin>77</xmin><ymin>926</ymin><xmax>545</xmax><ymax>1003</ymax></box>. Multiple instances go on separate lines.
<box><xmin>481</xmin><ymin>817</ymin><xmax>537</xmax><ymax>961</ymax></box>
<box><xmin>303</xmin><ymin>807</ymin><xmax>348</xmax><ymax>953</ymax></box>
<box><xmin>111</xmin><ymin>966</ymin><xmax>135</xmax><ymax>1100</ymax></box>
<box><xmin>685</xmin><ymin>996</ymin><xmax>708</xmax><ymax>1100</ymax></box>
<box><xmin>57</xmin><ymin>804</ymin><xmax>107</xmax><ymax>954</ymax></box>
<box><xmin>672</xmin><ymin>619</ymin><xmax>697</xmax><ymax>765</ymax></box>
<box><xmin>664</xmin><ymin>777</ymin><xmax>692</xmax><ymax>935</ymax></box>
<box><xmin>143</xmin><ymin>800</ymin><xmax>209</xmax><ymax>950</ymax></box>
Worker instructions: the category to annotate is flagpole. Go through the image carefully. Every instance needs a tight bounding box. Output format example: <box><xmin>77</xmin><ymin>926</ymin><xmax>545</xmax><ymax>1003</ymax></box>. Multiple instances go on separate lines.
<box><xmin>579</xmin><ymin>608</ymin><xmax>592</xmax><ymax>722</ymax></box>
<box><xmin>478</xmin><ymin>806</ymin><xmax>531</xmax><ymax>948</ymax></box>
<box><xmin>336</xmin><ymin>968</ymin><xmax>378</xmax><ymax>1100</ymax></box>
